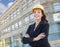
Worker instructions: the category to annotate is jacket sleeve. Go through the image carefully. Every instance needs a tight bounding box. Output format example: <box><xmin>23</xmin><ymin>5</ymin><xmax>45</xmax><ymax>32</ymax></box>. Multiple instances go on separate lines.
<box><xmin>41</xmin><ymin>23</ymin><xmax>49</xmax><ymax>38</ymax></box>
<box><xmin>22</xmin><ymin>25</ymin><xmax>33</xmax><ymax>44</ymax></box>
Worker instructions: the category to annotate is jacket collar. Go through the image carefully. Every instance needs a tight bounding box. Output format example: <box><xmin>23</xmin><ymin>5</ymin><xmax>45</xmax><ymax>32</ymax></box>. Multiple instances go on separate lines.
<box><xmin>33</xmin><ymin>21</ymin><xmax>44</xmax><ymax>31</ymax></box>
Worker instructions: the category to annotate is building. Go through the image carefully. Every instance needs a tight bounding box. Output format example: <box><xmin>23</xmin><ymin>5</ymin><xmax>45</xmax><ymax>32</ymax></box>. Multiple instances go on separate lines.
<box><xmin>0</xmin><ymin>0</ymin><xmax>60</xmax><ymax>47</ymax></box>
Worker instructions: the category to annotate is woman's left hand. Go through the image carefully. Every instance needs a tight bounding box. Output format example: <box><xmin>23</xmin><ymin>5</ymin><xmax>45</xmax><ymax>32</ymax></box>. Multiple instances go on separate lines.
<box><xmin>33</xmin><ymin>33</ymin><xmax>46</xmax><ymax>41</ymax></box>
<box><xmin>24</xmin><ymin>34</ymin><xmax>30</xmax><ymax>38</ymax></box>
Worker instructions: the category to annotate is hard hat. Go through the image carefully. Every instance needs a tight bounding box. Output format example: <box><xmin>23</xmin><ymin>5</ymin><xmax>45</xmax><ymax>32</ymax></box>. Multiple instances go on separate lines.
<box><xmin>32</xmin><ymin>4</ymin><xmax>44</xmax><ymax>13</ymax></box>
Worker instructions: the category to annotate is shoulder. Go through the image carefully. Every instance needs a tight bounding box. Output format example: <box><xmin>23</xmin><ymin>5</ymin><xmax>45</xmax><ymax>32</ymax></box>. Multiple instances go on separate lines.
<box><xmin>28</xmin><ymin>23</ymin><xmax>34</xmax><ymax>28</ymax></box>
<box><xmin>41</xmin><ymin>21</ymin><xmax>49</xmax><ymax>27</ymax></box>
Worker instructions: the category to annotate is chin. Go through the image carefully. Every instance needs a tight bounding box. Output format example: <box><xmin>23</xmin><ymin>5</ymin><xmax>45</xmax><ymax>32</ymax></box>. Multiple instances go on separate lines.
<box><xmin>35</xmin><ymin>18</ymin><xmax>40</xmax><ymax>20</ymax></box>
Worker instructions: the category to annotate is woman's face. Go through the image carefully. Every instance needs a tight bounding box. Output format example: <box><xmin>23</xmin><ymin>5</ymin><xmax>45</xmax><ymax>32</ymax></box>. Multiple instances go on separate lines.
<box><xmin>33</xmin><ymin>9</ymin><xmax>43</xmax><ymax>20</ymax></box>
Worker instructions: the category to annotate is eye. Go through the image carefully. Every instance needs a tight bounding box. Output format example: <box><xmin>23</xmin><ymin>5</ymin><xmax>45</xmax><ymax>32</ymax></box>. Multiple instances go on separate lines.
<box><xmin>38</xmin><ymin>11</ymin><xmax>41</xmax><ymax>13</ymax></box>
<box><xmin>34</xmin><ymin>11</ymin><xmax>36</xmax><ymax>13</ymax></box>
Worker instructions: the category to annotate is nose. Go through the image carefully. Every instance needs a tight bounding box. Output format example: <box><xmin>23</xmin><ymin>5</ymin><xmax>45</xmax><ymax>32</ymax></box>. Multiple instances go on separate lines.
<box><xmin>34</xmin><ymin>12</ymin><xmax>38</xmax><ymax>15</ymax></box>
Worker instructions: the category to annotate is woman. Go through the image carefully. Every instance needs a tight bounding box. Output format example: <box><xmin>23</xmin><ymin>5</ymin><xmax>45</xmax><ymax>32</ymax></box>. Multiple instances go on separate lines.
<box><xmin>22</xmin><ymin>4</ymin><xmax>50</xmax><ymax>47</ymax></box>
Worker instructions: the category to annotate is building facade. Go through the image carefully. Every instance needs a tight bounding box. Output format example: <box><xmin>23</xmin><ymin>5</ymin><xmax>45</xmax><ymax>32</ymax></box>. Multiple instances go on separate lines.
<box><xmin>0</xmin><ymin>0</ymin><xmax>60</xmax><ymax>47</ymax></box>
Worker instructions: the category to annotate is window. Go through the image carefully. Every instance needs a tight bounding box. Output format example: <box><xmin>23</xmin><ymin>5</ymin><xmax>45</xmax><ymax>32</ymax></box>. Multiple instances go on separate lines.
<box><xmin>33</xmin><ymin>0</ymin><xmax>38</xmax><ymax>3</ymax></box>
<box><xmin>49</xmin><ymin>23</ymin><xmax>60</xmax><ymax>41</ymax></box>
<box><xmin>6</xmin><ymin>17</ymin><xmax>9</xmax><ymax>23</ymax></box>
<box><xmin>5</xmin><ymin>28</ymin><xmax>8</xmax><ymax>32</ymax></box>
<box><xmin>53</xmin><ymin>13</ymin><xmax>60</xmax><ymax>22</ymax></box>
<box><xmin>7</xmin><ymin>27</ymin><xmax>11</xmax><ymax>32</ymax></box>
<box><xmin>16</xmin><ymin>8</ymin><xmax>20</xmax><ymax>15</ymax></box>
<box><xmin>4</xmin><ymin>19</ymin><xmax>7</xmax><ymax>24</ymax></box>
<box><xmin>13</xmin><ymin>11</ymin><xmax>17</xmax><ymax>18</ymax></box>
<box><xmin>3</xmin><ymin>29</ymin><xmax>6</xmax><ymax>32</ymax></box>
<box><xmin>30</xmin><ymin>14</ymin><xmax>34</xmax><ymax>20</ymax></box>
<box><xmin>15</xmin><ymin>23</ymin><xmax>19</xmax><ymax>29</ymax></box>
<box><xmin>49</xmin><ymin>23</ymin><xmax>59</xmax><ymax>33</ymax></box>
<box><xmin>40</xmin><ymin>0</ymin><xmax>46</xmax><ymax>3</ymax></box>
<box><xmin>2</xmin><ymin>20</ymin><xmax>5</xmax><ymax>26</ymax></box>
<box><xmin>53</xmin><ymin>3</ymin><xmax>60</xmax><ymax>12</ymax></box>
<box><xmin>25</xmin><ymin>16</ymin><xmax>29</xmax><ymax>23</ymax></box>
<box><xmin>27</xmin><ymin>0</ymin><xmax>32</xmax><ymax>7</ymax></box>
<box><xmin>11</xmin><ymin>14</ymin><xmax>14</xmax><ymax>20</ymax></box>
<box><xmin>18</xmin><ymin>21</ymin><xmax>22</xmax><ymax>27</ymax></box>
<box><xmin>12</xmin><ymin>25</ymin><xmax>15</xmax><ymax>30</ymax></box>
<box><xmin>22</xmin><ymin>0</ymin><xmax>27</xmax><ymax>11</ymax></box>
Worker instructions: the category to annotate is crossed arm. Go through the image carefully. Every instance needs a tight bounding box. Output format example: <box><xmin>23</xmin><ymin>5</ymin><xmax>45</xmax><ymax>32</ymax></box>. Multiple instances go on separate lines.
<box><xmin>24</xmin><ymin>33</ymin><xmax>45</xmax><ymax>41</ymax></box>
<box><xmin>22</xmin><ymin>24</ymin><xmax>49</xmax><ymax>44</ymax></box>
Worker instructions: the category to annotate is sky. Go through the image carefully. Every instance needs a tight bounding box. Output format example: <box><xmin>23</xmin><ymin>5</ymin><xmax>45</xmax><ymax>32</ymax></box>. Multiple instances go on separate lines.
<box><xmin>0</xmin><ymin>0</ymin><xmax>15</xmax><ymax>16</ymax></box>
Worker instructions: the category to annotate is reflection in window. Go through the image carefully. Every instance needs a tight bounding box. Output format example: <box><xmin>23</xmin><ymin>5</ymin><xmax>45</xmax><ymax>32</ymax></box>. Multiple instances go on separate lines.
<box><xmin>25</xmin><ymin>16</ymin><xmax>29</xmax><ymax>23</ymax></box>
<box><xmin>30</xmin><ymin>14</ymin><xmax>34</xmax><ymax>20</ymax></box>
<box><xmin>27</xmin><ymin>0</ymin><xmax>32</xmax><ymax>7</ymax></box>
<box><xmin>4</xmin><ymin>19</ymin><xmax>7</xmax><ymax>24</ymax></box>
<box><xmin>22</xmin><ymin>0</ymin><xmax>27</xmax><ymax>11</ymax></box>
<box><xmin>16</xmin><ymin>8</ymin><xmax>20</xmax><ymax>16</ymax></box>
<box><xmin>12</xmin><ymin>25</ymin><xmax>15</xmax><ymax>30</ymax></box>
<box><xmin>3</xmin><ymin>28</ymin><xmax>8</xmax><ymax>33</ymax></box>
<box><xmin>53</xmin><ymin>3</ymin><xmax>60</xmax><ymax>11</ymax></box>
<box><xmin>13</xmin><ymin>11</ymin><xmax>17</xmax><ymax>18</ymax></box>
<box><xmin>7</xmin><ymin>27</ymin><xmax>11</xmax><ymax>32</ymax></box>
<box><xmin>53</xmin><ymin>13</ymin><xmax>60</xmax><ymax>22</ymax></box>
<box><xmin>3</xmin><ymin>29</ymin><xmax>6</xmax><ymax>32</ymax></box>
<box><xmin>18</xmin><ymin>21</ymin><xmax>22</xmax><ymax>27</ymax></box>
<box><xmin>11</xmin><ymin>14</ymin><xmax>14</xmax><ymax>20</ymax></box>
<box><xmin>5</xmin><ymin>38</ymin><xmax>11</xmax><ymax>47</ymax></box>
<box><xmin>15</xmin><ymin>23</ymin><xmax>19</xmax><ymax>29</ymax></box>
<box><xmin>6</xmin><ymin>17</ymin><xmax>9</xmax><ymax>23</ymax></box>
<box><xmin>49</xmin><ymin>23</ymin><xmax>59</xmax><ymax>33</ymax></box>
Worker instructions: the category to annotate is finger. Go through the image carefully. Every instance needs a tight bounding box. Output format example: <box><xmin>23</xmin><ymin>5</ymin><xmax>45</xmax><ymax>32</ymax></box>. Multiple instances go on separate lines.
<box><xmin>41</xmin><ymin>33</ymin><xmax>45</xmax><ymax>35</ymax></box>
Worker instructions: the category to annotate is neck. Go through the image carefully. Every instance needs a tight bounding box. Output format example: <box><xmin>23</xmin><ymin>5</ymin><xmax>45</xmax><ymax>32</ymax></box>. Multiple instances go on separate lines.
<box><xmin>36</xmin><ymin>19</ymin><xmax>41</xmax><ymax>24</ymax></box>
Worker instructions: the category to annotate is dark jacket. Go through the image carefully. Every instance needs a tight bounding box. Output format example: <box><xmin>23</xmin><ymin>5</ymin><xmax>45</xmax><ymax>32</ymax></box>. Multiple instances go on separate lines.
<box><xmin>22</xmin><ymin>21</ymin><xmax>50</xmax><ymax>47</ymax></box>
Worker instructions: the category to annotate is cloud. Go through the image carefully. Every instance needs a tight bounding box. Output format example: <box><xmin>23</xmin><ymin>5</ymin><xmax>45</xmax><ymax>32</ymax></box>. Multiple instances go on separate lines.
<box><xmin>0</xmin><ymin>2</ymin><xmax>14</xmax><ymax>16</ymax></box>
<box><xmin>8</xmin><ymin>2</ymin><xmax>14</xmax><ymax>7</ymax></box>
<box><xmin>0</xmin><ymin>3</ymin><xmax>7</xmax><ymax>16</ymax></box>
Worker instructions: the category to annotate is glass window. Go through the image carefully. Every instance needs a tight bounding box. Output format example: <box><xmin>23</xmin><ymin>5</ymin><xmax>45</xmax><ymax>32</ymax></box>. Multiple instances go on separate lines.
<box><xmin>22</xmin><ymin>0</ymin><xmax>26</xmax><ymax>8</ymax></box>
<box><xmin>48</xmin><ymin>23</ymin><xmax>60</xmax><ymax>41</ymax></box>
<box><xmin>17</xmin><ymin>12</ymin><xmax>20</xmax><ymax>15</ymax></box>
<box><xmin>30</xmin><ymin>14</ymin><xmax>34</xmax><ymax>20</ymax></box>
<box><xmin>53</xmin><ymin>3</ymin><xmax>60</xmax><ymax>11</ymax></box>
<box><xmin>26</xmin><ymin>0</ymin><xmax>32</xmax><ymax>3</ymax></box>
<box><xmin>16</xmin><ymin>8</ymin><xmax>20</xmax><ymax>15</ymax></box>
<box><xmin>12</xmin><ymin>25</ymin><xmax>15</xmax><ymax>30</ymax></box>
<box><xmin>5</xmin><ymin>38</ymin><xmax>11</xmax><ymax>47</ymax></box>
<box><xmin>33</xmin><ymin>0</ymin><xmax>38</xmax><ymax>3</ymax></box>
<box><xmin>5</xmin><ymin>28</ymin><xmax>8</xmax><ymax>32</ymax></box>
<box><xmin>25</xmin><ymin>16</ymin><xmax>29</xmax><ymax>23</ymax></box>
<box><xmin>4</xmin><ymin>19</ymin><xmax>7</xmax><ymax>24</ymax></box>
<box><xmin>53</xmin><ymin>13</ymin><xmax>60</xmax><ymax>22</ymax></box>
<box><xmin>40</xmin><ymin>0</ymin><xmax>46</xmax><ymax>3</ymax></box>
<box><xmin>2</xmin><ymin>20</ymin><xmax>5</xmax><ymax>26</ymax></box>
<box><xmin>3</xmin><ymin>29</ymin><xmax>6</xmax><ymax>33</ymax></box>
<box><xmin>22</xmin><ymin>0</ymin><xmax>27</xmax><ymax>11</ymax></box>
<box><xmin>7</xmin><ymin>27</ymin><xmax>11</xmax><ymax>32</ymax></box>
<box><xmin>11</xmin><ymin>14</ymin><xmax>14</xmax><ymax>20</ymax></box>
<box><xmin>15</xmin><ymin>23</ymin><xmax>19</xmax><ymax>28</ymax></box>
<box><xmin>6</xmin><ymin>17</ymin><xmax>9</xmax><ymax>23</ymax></box>
<box><xmin>14</xmin><ymin>14</ymin><xmax>17</xmax><ymax>18</ymax></box>
<box><xmin>49</xmin><ymin>23</ymin><xmax>59</xmax><ymax>33</ymax></box>
<box><xmin>18</xmin><ymin>21</ymin><xmax>22</xmax><ymax>27</ymax></box>
<box><xmin>13</xmin><ymin>11</ymin><xmax>17</xmax><ymax>18</ymax></box>
<box><xmin>27</xmin><ymin>0</ymin><xmax>32</xmax><ymax>7</ymax></box>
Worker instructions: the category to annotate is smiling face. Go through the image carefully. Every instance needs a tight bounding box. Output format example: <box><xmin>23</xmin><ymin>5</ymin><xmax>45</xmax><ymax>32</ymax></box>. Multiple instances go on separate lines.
<box><xmin>33</xmin><ymin>8</ymin><xmax>43</xmax><ymax>21</ymax></box>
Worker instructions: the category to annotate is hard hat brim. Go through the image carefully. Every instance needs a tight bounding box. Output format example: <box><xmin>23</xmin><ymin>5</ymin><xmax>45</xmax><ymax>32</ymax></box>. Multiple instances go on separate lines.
<box><xmin>32</xmin><ymin>8</ymin><xmax>44</xmax><ymax>13</ymax></box>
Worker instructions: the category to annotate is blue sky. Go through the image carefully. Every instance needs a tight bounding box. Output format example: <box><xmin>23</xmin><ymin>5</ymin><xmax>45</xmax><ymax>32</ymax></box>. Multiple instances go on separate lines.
<box><xmin>0</xmin><ymin>0</ymin><xmax>15</xmax><ymax>6</ymax></box>
<box><xmin>0</xmin><ymin>0</ymin><xmax>15</xmax><ymax>16</ymax></box>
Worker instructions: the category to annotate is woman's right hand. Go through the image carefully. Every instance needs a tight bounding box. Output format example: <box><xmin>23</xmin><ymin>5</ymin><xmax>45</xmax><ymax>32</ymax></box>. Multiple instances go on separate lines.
<box><xmin>24</xmin><ymin>34</ymin><xmax>30</xmax><ymax>38</ymax></box>
<box><xmin>33</xmin><ymin>33</ymin><xmax>45</xmax><ymax>41</ymax></box>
